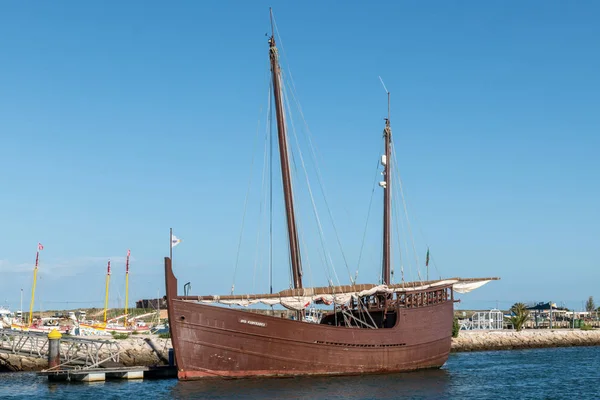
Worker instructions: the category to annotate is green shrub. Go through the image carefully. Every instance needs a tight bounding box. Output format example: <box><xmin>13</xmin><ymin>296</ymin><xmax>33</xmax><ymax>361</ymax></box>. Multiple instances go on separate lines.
<box><xmin>452</xmin><ymin>317</ymin><xmax>460</xmax><ymax>338</ymax></box>
<box><xmin>580</xmin><ymin>323</ymin><xmax>594</xmax><ymax>331</ymax></box>
<box><xmin>158</xmin><ymin>332</ymin><xmax>171</xmax><ymax>339</ymax></box>
<box><xmin>112</xmin><ymin>332</ymin><xmax>130</xmax><ymax>339</ymax></box>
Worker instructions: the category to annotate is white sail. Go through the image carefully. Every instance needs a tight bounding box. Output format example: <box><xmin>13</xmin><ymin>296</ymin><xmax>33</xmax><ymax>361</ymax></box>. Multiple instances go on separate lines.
<box><xmin>187</xmin><ymin>278</ymin><xmax>496</xmax><ymax>311</ymax></box>
<box><xmin>453</xmin><ymin>280</ymin><xmax>492</xmax><ymax>294</ymax></box>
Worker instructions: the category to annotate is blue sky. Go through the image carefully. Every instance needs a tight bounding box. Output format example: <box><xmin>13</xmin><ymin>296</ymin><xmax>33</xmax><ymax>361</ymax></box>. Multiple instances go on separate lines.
<box><xmin>0</xmin><ymin>1</ymin><xmax>598</xmax><ymax>312</ymax></box>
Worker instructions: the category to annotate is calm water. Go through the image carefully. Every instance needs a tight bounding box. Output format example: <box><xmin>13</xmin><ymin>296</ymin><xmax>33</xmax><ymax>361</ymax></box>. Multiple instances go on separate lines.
<box><xmin>1</xmin><ymin>347</ymin><xmax>598</xmax><ymax>399</ymax></box>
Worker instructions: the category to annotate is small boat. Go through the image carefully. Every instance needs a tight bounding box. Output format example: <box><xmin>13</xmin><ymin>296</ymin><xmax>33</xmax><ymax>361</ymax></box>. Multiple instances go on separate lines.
<box><xmin>78</xmin><ymin>320</ymin><xmax>151</xmax><ymax>335</ymax></box>
<box><xmin>10</xmin><ymin>244</ymin><xmax>73</xmax><ymax>334</ymax></box>
<box><xmin>77</xmin><ymin>251</ymin><xmax>153</xmax><ymax>335</ymax></box>
<box><xmin>78</xmin><ymin>313</ymin><xmax>153</xmax><ymax>335</ymax></box>
<box><xmin>11</xmin><ymin>317</ymin><xmax>70</xmax><ymax>334</ymax></box>
<box><xmin>0</xmin><ymin>307</ymin><xmax>15</xmax><ymax>329</ymax></box>
<box><xmin>303</xmin><ymin>307</ymin><xmax>324</xmax><ymax>324</ymax></box>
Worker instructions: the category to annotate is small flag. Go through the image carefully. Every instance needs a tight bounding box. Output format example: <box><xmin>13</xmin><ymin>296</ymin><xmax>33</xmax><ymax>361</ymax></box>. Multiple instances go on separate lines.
<box><xmin>171</xmin><ymin>235</ymin><xmax>182</xmax><ymax>248</ymax></box>
<box><xmin>425</xmin><ymin>248</ymin><xmax>430</xmax><ymax>267</ymax></box>
<box><xmin>38</xmin><ymin>243</ymin><xmax>44</xmax><ymax>251</ymax></box>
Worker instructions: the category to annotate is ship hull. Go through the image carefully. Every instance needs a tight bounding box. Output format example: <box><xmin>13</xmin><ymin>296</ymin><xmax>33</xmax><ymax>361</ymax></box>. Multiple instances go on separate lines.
<box><xmin>166</xmin><ymin>260</ymin><xmax>454</xmax><ymax>380</ymax></box>
<box><xmin>11</xmin><ymin>323</ymin><xmax>70</xmax><ymax>334</ymax></box>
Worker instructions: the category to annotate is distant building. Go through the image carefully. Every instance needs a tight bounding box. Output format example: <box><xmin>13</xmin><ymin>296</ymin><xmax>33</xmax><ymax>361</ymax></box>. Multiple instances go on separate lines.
<box><xmin>136</xmin><ymin>298</ymin><xmax>168</xmax><ymax>309</ymax></box>
<box><xmin>527</xmin><ymin>302</ymin><xmax>570</xmax><ymax>329</ymax></box>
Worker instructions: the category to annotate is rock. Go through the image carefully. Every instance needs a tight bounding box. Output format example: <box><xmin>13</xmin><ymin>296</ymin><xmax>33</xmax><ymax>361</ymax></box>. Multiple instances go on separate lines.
<box><xmin>452</xmin><ymin>329</ymin><xmax>600</xmax><ymax>352</ymax></box>
<box><xmin>0</xmin><ymin>333</ymin><xmax>174</xmax><ymax>372</ymax></box>
<box><xmin>0</xmin><ymin>353</ymin><xmax>20</xmax><ymax>372</ymax></box>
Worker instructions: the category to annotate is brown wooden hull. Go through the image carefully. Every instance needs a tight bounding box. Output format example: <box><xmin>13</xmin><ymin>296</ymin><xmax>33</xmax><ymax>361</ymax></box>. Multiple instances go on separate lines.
<box><xmin>165</xmin><ymin>259</ymin><xmax>453</xmax><ymax>380</ymax></box>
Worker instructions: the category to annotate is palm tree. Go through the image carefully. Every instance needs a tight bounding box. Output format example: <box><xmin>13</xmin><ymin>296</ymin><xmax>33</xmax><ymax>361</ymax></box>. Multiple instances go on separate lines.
<box><xmin>509</xmin><ymin>302</ymin><xmax>529</xmax><ymax>331</ymax></box>
<box><xmin>586</xmin><ymin>296</ymin><xmax>596</xmax><ymax>313</ymax></box>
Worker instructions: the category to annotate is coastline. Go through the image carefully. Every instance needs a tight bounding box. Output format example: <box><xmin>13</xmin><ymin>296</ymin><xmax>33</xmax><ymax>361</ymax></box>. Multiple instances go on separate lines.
<box><xmin>452</xmin><ymin>329</ymin><xmax>600</xmax><ymax>352</ymax></box>
<box><xmin>2</xmin><ymin>330</ymin><xmax>600</xmax><ymax>372</ymax></box>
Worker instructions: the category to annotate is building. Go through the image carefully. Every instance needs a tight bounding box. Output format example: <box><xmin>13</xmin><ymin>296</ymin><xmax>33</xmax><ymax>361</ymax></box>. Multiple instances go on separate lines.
<box><xmin>136</xmin><ymin>298</ymin><xmax>168</xmax><ymax>310</ymax></box>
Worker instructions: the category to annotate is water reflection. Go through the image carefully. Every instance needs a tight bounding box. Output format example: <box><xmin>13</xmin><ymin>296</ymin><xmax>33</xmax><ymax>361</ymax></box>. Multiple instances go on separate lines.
<box><xmin>169</xmin><ymin>369</ymin><xmax>451</xmax><ymax>400</ymax></box>
<box><xmin>3</xmin><ymin>349</ymin><xmax>600</xmax><ymax>399</ymax></box>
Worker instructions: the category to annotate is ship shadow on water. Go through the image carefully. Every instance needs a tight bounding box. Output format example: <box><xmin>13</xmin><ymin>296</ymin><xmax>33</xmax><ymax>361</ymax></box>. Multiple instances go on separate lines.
<box><xmin>169</xmin><ymin>368</ymin><xmax>451</xmax><ymax>400</ymax></box>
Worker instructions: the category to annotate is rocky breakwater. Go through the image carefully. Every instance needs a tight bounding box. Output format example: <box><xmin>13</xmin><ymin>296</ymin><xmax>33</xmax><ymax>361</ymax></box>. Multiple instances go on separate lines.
<box><xmin>0</xmin><ymin>335</ymin><xmax>173</xmax><ymax>372</ymax></box>
<box><xmin>114</xmin><ymin>336</ymin><xmax>173</xmax><ymax>367</ymax></box>
<box><xmin>0</xmin><ymin>353</ymin><xmax>48</xmax><ymax>372</ymax></box>
<box><xmin>452</xmin><ymin>329</ymin><xmax>600</xmax><ymax>352</ymax></box>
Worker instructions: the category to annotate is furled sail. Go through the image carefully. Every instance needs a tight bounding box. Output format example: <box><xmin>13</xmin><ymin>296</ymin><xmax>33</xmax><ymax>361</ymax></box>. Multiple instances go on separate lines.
<box><xmin>452</xmin><ymin>279</ymin><xmax>493</xmax><ymax>294</ymax></box>
<box><xmin>179</xmin><ymin>277</ymin><xmax>499</xmax><ymax>311</ymax></box>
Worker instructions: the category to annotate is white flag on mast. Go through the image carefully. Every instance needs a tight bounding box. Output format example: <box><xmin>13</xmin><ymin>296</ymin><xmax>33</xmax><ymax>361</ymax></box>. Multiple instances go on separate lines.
<box><xmin>171</xmin><ymin>235</ymin><xmax>182</xmax><ymax>248</ymax></box>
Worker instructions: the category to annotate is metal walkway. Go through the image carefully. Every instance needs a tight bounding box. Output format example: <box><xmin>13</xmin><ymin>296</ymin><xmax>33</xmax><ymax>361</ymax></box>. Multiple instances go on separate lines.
<box><xmin>0</xmin><ymin>330</ymin><xmax>121</xmax><ymax>367</ymax></box>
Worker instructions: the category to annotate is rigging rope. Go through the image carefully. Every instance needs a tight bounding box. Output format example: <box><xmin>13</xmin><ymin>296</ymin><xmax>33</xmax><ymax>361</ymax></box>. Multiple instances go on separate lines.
<box><xmin>231</xmin><ymin>78</ymin><xmax>270</xmax><ymax>294</ymax></box>
<box><xmin>252</xmin><ymin>85</ymin><xmax>272</xmax><ymax>293</ymax></box>
<box><xmin>283</xmin><ymin>72</ymin><xmax>353</xmax><ymax>283</ymax></box>
<box><xmin>409</xmin><ymin>200</ymin><xmax>444</xmax><ymax>280</ymax></box>
<box><xmin>355</xmin><ymin>157</ymin><xmax>382</xmax><ymax>283</ymax></box>
<box><xmin>273</xmin><ymin>11</ymin><xmax>427</xmax><ymax>288</ymax></box>
<box><xmin>392</xmin><ymin>192</ymin><xmax>410</xmax><ymax>283</ymax></box>
<box><xmin>269</xmin><ymin>79</ymin><xmax>274</xmax><ymax>294</ymax></box>
<box><xmin>283</xmin><ymin>76</ymin><xmax>353</xmax><ymax>284</ymax></box>
<box><xmin>430</xmin><ymin>253</ymin><xmax>442</xmax><ymax>279</ymax></box>
<box><xmin>273</xmin><ymin>14</ymin><xmax>351</xmax><ymax>287</ymax></box>
<box><xmin>391</xmin><ymin>141</ymin><xmax>422</xmax><ymax>282</ymax></box>
<box><xmin>280</xmin><ymin>77</ymin><xmax>342</xmax><ymax>287</ymax></box>
<box><xmin>297</xmin><ymin>216</ymin><xmax>315</xmax><ymax>290</ymax></box>
<box><xmin>391</xmin><ymin>196</ymin><xmax>403</xmax><ymax>284</ymax></box>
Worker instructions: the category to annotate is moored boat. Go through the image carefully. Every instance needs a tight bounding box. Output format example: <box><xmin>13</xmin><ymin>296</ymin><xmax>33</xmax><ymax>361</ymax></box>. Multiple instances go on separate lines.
<box><xmin>78</xmin><ymin>252</ymin><xmax>153</xmax><ymax>335</ymax></box>
<box><xmin>165</xmin><ymin>9</ymin><xmax>499</xmax><ymax>380</ymax></box>
<box><xmin>11</xmin><ymin>317</ymin><xmax>70</xmax><ymax>334</ymax></box>
<box><xmin>0</xmin><ymin>307</ymin><xmax>15</xmax><ymax>330</ymax></box>
<box><xmin>78</xmin><ymin>320</ymin><xmax>151</xmax><ymax>335</ymax></box>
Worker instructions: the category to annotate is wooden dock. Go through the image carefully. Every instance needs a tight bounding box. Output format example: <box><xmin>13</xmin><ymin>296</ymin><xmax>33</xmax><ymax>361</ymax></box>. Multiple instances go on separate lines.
<box><xmin>28</xmin><ymin>328</ymin><xmax>177</xmax><ymax>382</ymax></box>
<box><xmin>37</xmin><ymin>365</ymin><xmax>177</xmax><ymax>382</ymax></box>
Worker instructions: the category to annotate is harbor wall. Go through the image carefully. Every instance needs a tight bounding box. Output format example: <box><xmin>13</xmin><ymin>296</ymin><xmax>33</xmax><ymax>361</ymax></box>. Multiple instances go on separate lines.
<box><xmin>3</xmin><ymin>330</ymin><xmax>600</xmax><ymax>371</ymax></box>
<box><xmin>451</xmin><ymin>329</ymin><xmax>600</xmax><ymax>352</ymax></box>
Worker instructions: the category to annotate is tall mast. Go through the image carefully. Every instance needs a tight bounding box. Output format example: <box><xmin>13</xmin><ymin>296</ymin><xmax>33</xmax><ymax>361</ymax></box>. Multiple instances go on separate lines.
<box><xmin>124</xmin><ymin>249</ymin><xmax>130</xmax><ymax>327</ymax></box>
<box><xmin>268</xmin><ymin>8</ymin><xmax>303</xmax><ymax>289</ymax></box>
<box><xmin>28</xmin><ymin>243</ymin><xmax>43</xmax><ymax>326</ymax></box>
<box><xmin>103</xmin><ymin>260</ymin><xmax>111</xmax><ymax>324</ymax></box>
<box><xmin>382</xmin><ymin>93</ymin><xmax>392</xmax><ymax>284</ymax></box>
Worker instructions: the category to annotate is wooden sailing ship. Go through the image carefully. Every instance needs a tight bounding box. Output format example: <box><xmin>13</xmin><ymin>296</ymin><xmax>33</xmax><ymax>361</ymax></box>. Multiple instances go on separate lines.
<box><xmin>165</xmin><ymin>10</ymin><xmax>498</xmax><ymax>380</ymax></box>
